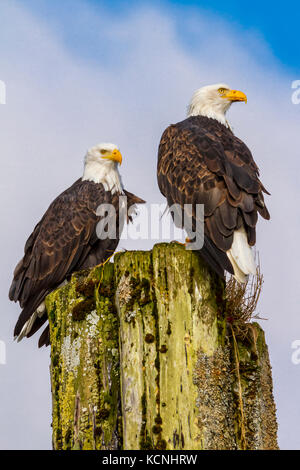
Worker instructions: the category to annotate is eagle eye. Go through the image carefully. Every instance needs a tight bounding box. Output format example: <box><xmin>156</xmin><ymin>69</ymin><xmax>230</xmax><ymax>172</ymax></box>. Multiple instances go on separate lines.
<box><xmin>218</xmin><ymin>88</ymin><xmax>226</xmax><ymax>95</ymax></box>
<box><xmin>100</xmin><ymin>149</ymin><xmax>108</xmax><ymax>155</ymax></box>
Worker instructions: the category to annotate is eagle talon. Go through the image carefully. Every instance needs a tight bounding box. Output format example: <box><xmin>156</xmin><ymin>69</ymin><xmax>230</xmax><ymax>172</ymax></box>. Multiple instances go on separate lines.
<box><xmin>170</xmin><ymin>240</ymin><xmax>186</xmax><ymax>247</ymax></box>
<box><xmin>170</xmin><ymin>239</ymin><xmax>192</xmax><ymax>247</ymax></box>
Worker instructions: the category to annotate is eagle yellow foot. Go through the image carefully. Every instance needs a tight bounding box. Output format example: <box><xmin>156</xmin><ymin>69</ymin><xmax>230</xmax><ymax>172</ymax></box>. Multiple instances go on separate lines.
<box><xmin>94</xmin><ymin>249</ymin><xmax>125</xmax><ymax>269</ymax></box>
<box><xmin>171</xmin><ymin>238</ymin><xmax>192</xmax><ymax>247</ymax></box>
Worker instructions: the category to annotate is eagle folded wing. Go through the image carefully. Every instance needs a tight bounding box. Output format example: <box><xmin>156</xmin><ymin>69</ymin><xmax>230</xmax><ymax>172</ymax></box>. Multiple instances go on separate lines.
<box><xmin>157</xmin><ymin>117</ymin><xmax>270</xmax><ymax>275</ymax></box>
<box><xmin>10</xmin><ymin>180</ymin><xmax>116</xmax><ymax>339</ymax></box>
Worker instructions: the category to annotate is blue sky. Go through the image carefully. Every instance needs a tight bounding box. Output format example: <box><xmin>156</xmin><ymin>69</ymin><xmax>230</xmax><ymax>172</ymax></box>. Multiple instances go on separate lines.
<box><xmin>0</xmin><ymin>0</ymin><xmax>299</xmax><ymax>450</ymax></box>
<box><xmin>25</xmin><ymin>0</ymin><xmax>299</xmax><ymax>73</ymax></box>
<box><xmin>169</xmin><ymin>0</ymin><xmax>299</xmax><ymax>71</ymax></box>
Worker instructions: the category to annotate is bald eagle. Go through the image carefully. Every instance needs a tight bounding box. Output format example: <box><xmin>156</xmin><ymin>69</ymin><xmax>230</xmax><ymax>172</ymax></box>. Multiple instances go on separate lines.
<box><xmin>157</xmin><ymin>83</ymin><xmax>270</xmax><ymax>283</ymax></box>
<box><xmin>9</xmin><ymin>143</ymin><xmax>145</xmax><ymax>347</ymax></box>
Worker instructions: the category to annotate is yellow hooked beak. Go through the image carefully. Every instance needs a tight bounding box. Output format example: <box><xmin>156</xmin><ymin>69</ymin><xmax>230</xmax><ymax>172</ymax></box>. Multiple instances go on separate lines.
<box><xmin>102</xmin><ymin>149</ymin><xmax>122</xmax><ymax>165</ymax></box>
<box><xmin>223</xmin><ymin>89</ymin><xmax>247</xmax><ymax>103</ymax></box>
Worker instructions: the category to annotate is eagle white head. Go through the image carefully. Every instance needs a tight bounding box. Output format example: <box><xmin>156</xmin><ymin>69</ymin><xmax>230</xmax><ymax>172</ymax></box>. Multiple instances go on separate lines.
<box><xmin>187</xmin><ymin>83</ymin><xmax>247</xmax><ymax>127</ymax></box>
<box><xmin>82</xmin><ymin>142</ymin><xmax>124</xmax><ymax>194</ymax></box>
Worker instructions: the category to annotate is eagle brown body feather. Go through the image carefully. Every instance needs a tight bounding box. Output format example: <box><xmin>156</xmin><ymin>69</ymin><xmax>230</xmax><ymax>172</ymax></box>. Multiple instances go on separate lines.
<box><xmin>157</xmin><ymin>115</ymin><xmax>270</xmax><ymax>277</ymax></box>
<box><xmin>9</xmin><ymin>179</ymin><xmax>145</xmax><ymax>346</ymax></box>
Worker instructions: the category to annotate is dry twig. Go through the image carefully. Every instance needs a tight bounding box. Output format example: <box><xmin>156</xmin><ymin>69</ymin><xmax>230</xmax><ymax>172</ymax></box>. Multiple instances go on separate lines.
<box><xmin>225</xmin><ymin>256</ymin><xmax>266</xmax><ymax>344</ymax></box>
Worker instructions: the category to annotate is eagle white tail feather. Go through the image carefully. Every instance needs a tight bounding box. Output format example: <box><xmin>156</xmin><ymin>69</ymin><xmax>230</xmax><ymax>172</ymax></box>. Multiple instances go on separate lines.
<box><xmin>226</xmin><ymin>226</ymin><xmax>256</xmax><ymax>283</ymax></box>
<box><xmin>16</xmin><ymin>301</ymin><xmax>46</xmax><ymax>342</ymax></box>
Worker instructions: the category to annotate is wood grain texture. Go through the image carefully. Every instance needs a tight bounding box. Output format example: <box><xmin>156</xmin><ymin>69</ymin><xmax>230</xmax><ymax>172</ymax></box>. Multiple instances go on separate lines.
<box><xmin>47</xmin><ymin>243</ymin><xmax>278</xmax><ymax>450</ymax></box>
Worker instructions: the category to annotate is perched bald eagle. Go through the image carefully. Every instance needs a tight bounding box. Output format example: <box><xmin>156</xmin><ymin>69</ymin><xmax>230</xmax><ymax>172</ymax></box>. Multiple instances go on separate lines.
<box><xmin>157</xmin><ymin>83</ymin><xmax>270</xmax><ymax>283</ymax></box>
<box><xmin>9</xmin><ymin>143</ymin><xmax>145</xmax><ymax>347</ymax></box>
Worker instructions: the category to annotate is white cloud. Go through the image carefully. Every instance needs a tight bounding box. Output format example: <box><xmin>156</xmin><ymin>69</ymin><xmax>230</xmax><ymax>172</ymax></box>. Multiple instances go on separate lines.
<box><xmin>0</xmin><ymin>0</ymin><xmax>299</xmax><ymax>449</ymax></box>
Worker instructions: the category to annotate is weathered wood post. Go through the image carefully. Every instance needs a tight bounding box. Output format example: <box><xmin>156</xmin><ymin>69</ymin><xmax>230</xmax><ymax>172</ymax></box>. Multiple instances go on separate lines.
<box><xmin>46</xmin><ymin>243</ymin><xmax>278</xmax><ymax>450</ymax></box>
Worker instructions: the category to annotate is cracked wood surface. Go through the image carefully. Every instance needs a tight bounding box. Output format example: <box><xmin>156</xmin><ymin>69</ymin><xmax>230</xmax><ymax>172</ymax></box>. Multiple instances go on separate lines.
<box><xmin>47</xmin><ymin>243</ymin><xmax>278</xmax><ymax>450</ymax></box>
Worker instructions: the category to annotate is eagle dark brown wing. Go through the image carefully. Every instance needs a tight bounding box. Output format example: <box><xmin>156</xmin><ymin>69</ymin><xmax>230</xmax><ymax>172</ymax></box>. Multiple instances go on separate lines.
<box><xmin>157</xmin><ymin>115</ymin><xmax>270</xmax><ymax>277</ymax></box>
<box><xmin>9</xmin><ymin>179</ymin><xmax>145</xmax><ymax>345</ymax></box>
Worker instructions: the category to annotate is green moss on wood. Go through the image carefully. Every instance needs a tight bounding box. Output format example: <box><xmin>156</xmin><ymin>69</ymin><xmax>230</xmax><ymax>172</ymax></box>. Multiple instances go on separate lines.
<box><xmin>47</xmin><ymin>243</ymin><xmax>278</xmax><ymax>451</ymax></box>
<box><xmin>46</xmin><ymin>263</ymin><xmax>120</xmax><ymax>450</ymax></box>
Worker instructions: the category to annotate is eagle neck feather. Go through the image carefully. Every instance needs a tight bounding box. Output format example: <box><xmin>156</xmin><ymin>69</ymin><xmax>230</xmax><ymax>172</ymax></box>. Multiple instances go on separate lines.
<box><xmin>82</xmin><ymin>160</ymin><xmax>124</xmax><ymax>194</ymax></box>
<box><xmin>187</xmin><ymin>101</ymin><xmax>231</xmax><ymax>128</ymax></box>
<box><xmin>188</xmin><ymin>108</ymin><xmax>229</xmax><ymax>127</ymax></box>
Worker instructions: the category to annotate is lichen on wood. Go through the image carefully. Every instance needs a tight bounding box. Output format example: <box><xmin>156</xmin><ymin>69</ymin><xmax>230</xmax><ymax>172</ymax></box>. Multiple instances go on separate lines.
<box><xmin>47</xmin><ymin>243</ymin><xmax>278</xmax><ymax>450</ymax></box>
<box><xmin>46</xmin><ymin>264</ymin><xmax>121</xmax><ymax>450</ymax></box>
